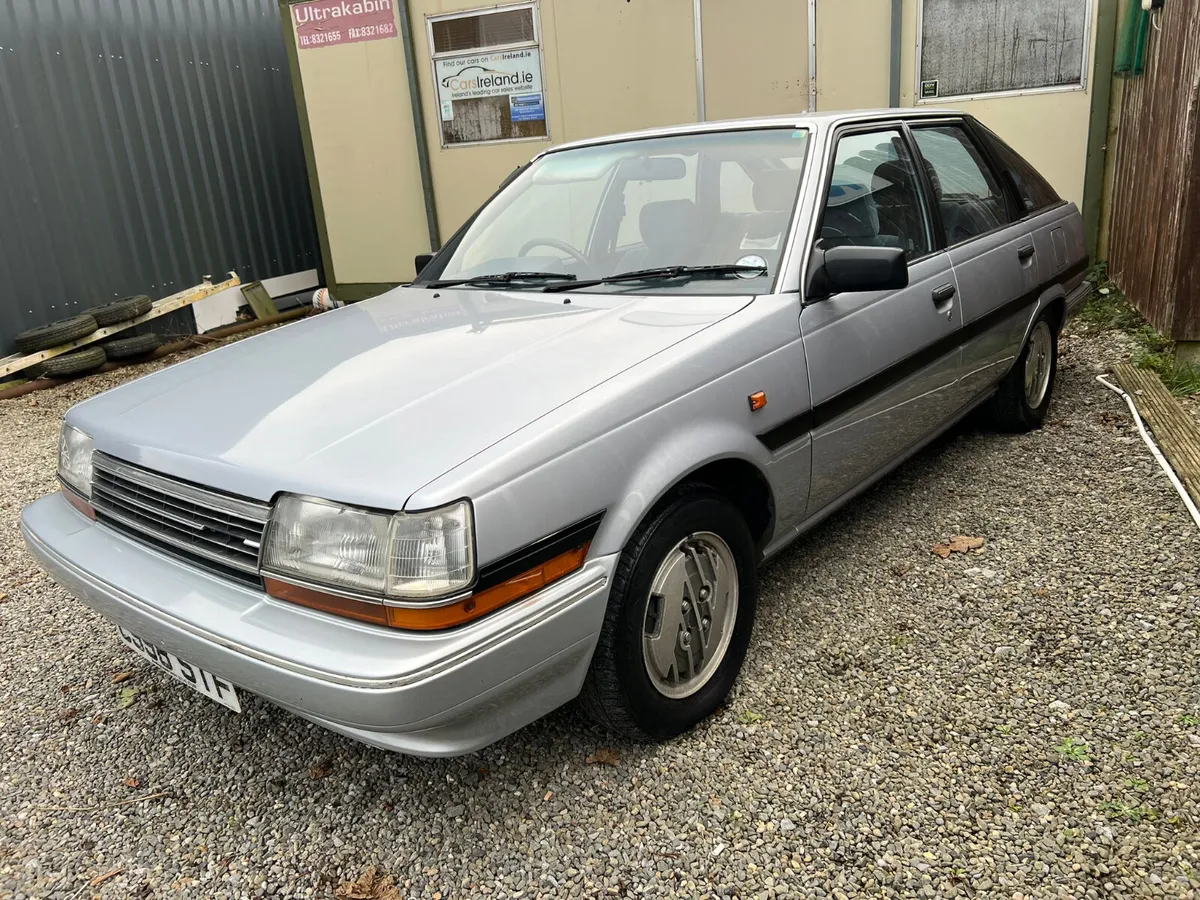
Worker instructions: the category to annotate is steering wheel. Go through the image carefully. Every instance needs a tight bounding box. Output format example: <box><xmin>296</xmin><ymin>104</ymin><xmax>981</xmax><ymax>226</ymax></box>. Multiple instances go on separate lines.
<box><xmin>517</xmin><ymin>237</ymin><xmax>589</xmax><ymax>268</ymax></box>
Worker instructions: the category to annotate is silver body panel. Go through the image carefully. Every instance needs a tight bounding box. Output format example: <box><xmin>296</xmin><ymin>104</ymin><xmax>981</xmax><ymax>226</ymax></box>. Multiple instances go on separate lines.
<box><xmin>22</xmin><ymin>109</ymin><xmax>1088</xmax><ymax>756</ymax></box>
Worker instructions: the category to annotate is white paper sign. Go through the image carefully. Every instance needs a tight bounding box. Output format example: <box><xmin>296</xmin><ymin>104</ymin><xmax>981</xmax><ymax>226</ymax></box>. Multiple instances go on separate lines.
<box><xmin>434</xmin><ymin>48</ymin><xmax>544</xmax><ymax>117</ymax></box>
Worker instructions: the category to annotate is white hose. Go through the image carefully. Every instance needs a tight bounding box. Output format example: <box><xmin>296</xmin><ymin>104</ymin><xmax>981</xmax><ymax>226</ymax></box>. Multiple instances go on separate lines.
<box><xmin>1096</xmin><ymin>374</ymin><xmax>1200</xmax><ymax>531</ymax></box>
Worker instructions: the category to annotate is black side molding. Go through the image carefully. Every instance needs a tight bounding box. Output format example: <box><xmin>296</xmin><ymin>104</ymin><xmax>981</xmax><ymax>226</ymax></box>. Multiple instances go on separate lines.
<box><xmin>474</xmin><ymin>510</ymin><xmax>606</xmax><ymax>592</ymax></box>
<box><xmin>757</xmin><ymin>257</ymin><xmax>1089</xmax><ymax>452</ymax></box>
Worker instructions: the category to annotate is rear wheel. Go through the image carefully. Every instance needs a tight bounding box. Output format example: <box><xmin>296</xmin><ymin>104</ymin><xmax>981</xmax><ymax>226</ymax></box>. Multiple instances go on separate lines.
<box><xmin>984</xmin><ymin>310</ymin><xmax>1058</xmax><ymax>432</ymax></box>
<box><xmin>579</xmin><ymin>488</ymin><xmax>757</xmax><ymax>741</ymax></box>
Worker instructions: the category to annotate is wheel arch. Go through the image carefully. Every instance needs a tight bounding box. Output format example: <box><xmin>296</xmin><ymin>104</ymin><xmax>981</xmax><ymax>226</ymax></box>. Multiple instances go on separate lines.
<box><xmin>590</xmin><ymin>421</ymin><xmax>778</xmax><ymax>562</ymax></box>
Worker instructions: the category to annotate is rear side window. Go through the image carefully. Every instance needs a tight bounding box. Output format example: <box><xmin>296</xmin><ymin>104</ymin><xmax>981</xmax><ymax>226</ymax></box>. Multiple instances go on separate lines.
<box><xmin>911</xmin><ymin>125</ymin><xmax>1007</xmax><ymax>246</ymax></box>
<box><xmin>974</xmin><ymin>124</ymin><xmax>1062</xmax><ymax>216</ymax></box>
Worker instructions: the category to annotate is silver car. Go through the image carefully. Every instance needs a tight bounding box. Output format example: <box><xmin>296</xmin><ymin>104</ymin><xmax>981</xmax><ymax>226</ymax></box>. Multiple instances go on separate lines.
<box><xmin>22</xmin><ymin>110</ymin><xmax>1088</xmax><ymax>757</ymax></box>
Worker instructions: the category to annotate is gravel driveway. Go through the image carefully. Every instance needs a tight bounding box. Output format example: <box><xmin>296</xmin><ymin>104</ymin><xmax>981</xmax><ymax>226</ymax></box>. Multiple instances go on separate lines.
<box><xmin>1</xmin><ymin>326</ymin><xmax>1198</xmax><ymax>899</ymax></box>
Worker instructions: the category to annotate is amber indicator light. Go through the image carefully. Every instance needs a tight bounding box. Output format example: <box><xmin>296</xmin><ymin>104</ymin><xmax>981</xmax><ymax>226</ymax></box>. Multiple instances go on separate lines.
<box><xmin>748</xmin><ymin>391</ymin><xmax>767</xmax><ymax>411</ymax></box>
<box><xmin>266</xmin><ymin>542</ymin><xmax>591</xmax><ymax>631</ymax></box>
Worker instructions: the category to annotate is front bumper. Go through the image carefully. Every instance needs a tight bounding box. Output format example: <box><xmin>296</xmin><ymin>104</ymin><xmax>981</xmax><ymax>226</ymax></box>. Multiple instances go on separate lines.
<box><xmin>21</xmin><ymin>493</ymin><xmax>614</xmax><ymax>757</ymax></box>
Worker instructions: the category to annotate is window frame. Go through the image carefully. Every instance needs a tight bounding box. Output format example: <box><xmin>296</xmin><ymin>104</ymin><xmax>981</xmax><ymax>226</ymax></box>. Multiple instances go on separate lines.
<box><xmin>811</xmin><ymin>121</ymin><xmax>939</xmax><ymax>267</ymax></box>
<box><xmin>426</xmin><ymin>1</ymin><xmax>549</xmax><ymax>149</ymax></box>
<box><xmin>907</xmin><ymin>117</ymin><xmax>1026</xmax><ymax>252</ymax></box>
<box><xmin>914</xmin><ymin>0</ymin><xmax>1093</xmax><ymax>104</ymax></box>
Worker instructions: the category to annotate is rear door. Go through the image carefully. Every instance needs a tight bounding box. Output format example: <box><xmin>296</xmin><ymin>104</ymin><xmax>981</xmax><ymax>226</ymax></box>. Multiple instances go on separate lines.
<box><xmin>909</xmin><ymin>121</ymin><xmax>1036</xmax><ymax>405</ymax></box>
<box><xmin>970</xmin><ymin>120</ymin><xmax>1086</xmax><ymax>299</ymax></box>
<box><xmin>800</xmin><ymin>124</ymin><xmax>962</xmax><ymax>517</ymax></box>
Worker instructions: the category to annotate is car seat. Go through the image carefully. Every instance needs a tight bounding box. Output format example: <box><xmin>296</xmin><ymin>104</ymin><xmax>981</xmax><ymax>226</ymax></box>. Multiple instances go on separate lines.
<box><xmin>621</xmin><ymin>199</ymin><xmax>704</xmax><ymax>270</ymax></box>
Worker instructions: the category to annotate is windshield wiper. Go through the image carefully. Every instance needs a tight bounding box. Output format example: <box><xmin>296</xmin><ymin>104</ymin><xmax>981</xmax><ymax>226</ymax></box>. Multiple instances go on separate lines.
<box><xmin>427</xmin><ymin>271</ymin><xmax>577</xmax><ymax>289</ymax></box>
<box><xmin>540</xmin><ymin>263</ymin><xmax>768</xmax><ymax>293</ymax></box>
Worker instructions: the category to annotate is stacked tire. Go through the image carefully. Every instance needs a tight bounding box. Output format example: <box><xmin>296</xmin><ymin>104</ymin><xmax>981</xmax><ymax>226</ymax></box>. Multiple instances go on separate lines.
<box><xmin>11</xmin><ymin>294</ymin><xmax>157</xmax><ymax>379</ymax></box>
<box><xmin>14</xmin><ymin>315</ymin><xmax>99</xmax><ymax>354</ymax></box>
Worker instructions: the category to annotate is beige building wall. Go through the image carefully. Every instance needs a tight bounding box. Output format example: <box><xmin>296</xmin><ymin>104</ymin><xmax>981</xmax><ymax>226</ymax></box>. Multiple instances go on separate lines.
<box><xmin>291</xmin><ymin>3</ymin><xmax>430</xmax><ymax>286</ymax></box>
<box><xmin>288</xmin><ymin>0</ymin><xmax>1103</xmax><ymax>295</ymax></box>
<box><xmin>897</xmin><ymin>0</ymin><xmax>1100</xmax><ymax>208</ymax></box>
<box><xmin>700</xmin><ymin>0</ymin><xmax>810</xmax><ymax>120</ymax></box>
<box><xmin>814</xmin><ymin>0</ymin><xmax>891</xmax><ymax>111</ymax></box>
<box><xmin>408</xmin><ymin>0</ymin><xmax>698</xmax><ymax>238</ymax></box>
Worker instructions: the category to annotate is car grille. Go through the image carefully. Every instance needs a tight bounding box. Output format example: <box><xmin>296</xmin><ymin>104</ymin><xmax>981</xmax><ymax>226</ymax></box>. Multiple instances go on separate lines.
<box><xmin>90</xmin><ymin>453</ymin><xmax>271</xmax><ymax>587</ymax></box>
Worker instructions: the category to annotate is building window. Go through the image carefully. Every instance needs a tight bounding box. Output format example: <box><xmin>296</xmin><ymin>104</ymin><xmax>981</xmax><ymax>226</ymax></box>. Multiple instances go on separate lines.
<box><xmin>428</xmin><ymin>2</ymin><xmax>547</xmax><ymax>147</ymax></box>
<box><xmin>918</xmin><ymin>0</ymin><xmax>1091</xmax><ymax>101</ymax></box>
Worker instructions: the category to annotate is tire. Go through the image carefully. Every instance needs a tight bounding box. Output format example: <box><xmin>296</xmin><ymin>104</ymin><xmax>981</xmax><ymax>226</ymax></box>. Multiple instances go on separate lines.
<box><xmin>984</xmin><ymin>310</ymin><xmax>1059</xmax><ymax>433</ymax></box>
<box><xmin>37</xmin><ymin>346</ymin><xmax>107</xmax><ymax>378</ymax></box>
<box><xmin>103</xmin><ymin>332</ymin><xmax>161</xmax><ymax>359</ymax></box>
<box><xmin>579</xmin><ymin>487</ymin><xmax>758</xmax><ymax>741</ymax></box>
<box><xmin>85</xmin><ymin>295</ymin><xmax>152</xmax><ymax>327</ymax></box>
<box><xmin>14</xmin><ymin>315</ymin><xmax>99</xmax><ymax>354</ymax></box>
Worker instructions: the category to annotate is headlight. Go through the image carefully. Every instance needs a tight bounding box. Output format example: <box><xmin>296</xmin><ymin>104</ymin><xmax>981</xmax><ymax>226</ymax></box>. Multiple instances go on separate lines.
<box><xmin>58</xmin><ymin>423</ymin><xmax>94</xmax><ymax>499</ymax></box>
<box><xmin>261</xmin><ymin>495</ymin><xmax>475</xmax><ymax>600</ymax></box>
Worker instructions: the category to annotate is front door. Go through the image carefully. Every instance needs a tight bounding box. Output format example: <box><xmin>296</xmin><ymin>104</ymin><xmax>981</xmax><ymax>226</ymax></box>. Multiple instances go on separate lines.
<box><xmin>800</xmin><ymin>124</ymin><xmax>962</xmax><ymax>517</ymax></box>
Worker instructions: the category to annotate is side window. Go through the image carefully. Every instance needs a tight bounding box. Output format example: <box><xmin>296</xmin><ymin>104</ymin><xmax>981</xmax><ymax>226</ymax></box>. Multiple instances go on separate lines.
<box><xmin>817</xmin><ymin>128</ymin><xmax>931</xmax><ymax>260</ymax></box>
<box><xmin>911</xmin><ymin>125</ymin><xmax>1007</xmax><ymax>245</ymax></box>
<box><xmin>974</xmin><ymin>124</ymin><xmax>1061</xmax><ymax>216</ymax></box>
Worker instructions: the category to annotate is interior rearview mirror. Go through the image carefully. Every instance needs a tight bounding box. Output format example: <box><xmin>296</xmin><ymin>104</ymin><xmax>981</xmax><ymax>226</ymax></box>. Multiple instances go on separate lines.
<box><xmin>806</xmin><ymin>245</ymin><xmax>908</xmax><ymax>300</ymax></box>
<box><xmin>616</xmin><ymin>156</ymin><xmax>687</xmax><ymax>181</ymax></box>
<box><xmin>415</xmin><ymin>253</ymin><xmax>434</xmax><ymax>277</ymax></box>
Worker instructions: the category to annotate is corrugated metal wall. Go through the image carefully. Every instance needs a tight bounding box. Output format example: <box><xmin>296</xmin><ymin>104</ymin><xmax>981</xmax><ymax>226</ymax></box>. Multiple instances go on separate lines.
<box><xmin>0</xmin><ymin>0</ymin><xmax>319</xmax><ymax>353</ymax></box>
<box><xmin>1108</xmin><ymin>1</ymin><xmax>1200</xmax><ymax>342</ymax></box>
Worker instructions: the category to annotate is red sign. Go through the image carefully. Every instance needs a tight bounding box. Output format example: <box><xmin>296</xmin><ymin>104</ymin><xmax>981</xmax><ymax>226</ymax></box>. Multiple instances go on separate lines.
<box><xmin>293</xmin><ymin>0</ymin><xmax>397</xmax><ymax>50</ymax></box>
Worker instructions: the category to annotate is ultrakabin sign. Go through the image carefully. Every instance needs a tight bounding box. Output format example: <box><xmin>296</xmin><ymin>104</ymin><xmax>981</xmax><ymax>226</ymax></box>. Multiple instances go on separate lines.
<box><xmin>293</xmin><ymin>0</ymin><xmax>398</xmax><ymax>49</ymax></box>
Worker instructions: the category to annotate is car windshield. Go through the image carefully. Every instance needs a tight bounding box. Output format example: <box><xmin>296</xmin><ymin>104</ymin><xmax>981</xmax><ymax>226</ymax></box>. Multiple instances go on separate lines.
<box><xmin>421</xmin><ymin>128</ymin><xmax>811</xmax><ymax>294</ymax></box>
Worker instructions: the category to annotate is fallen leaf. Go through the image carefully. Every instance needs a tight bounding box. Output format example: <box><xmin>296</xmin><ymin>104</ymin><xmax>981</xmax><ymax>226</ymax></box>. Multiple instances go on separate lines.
<box><xmin>335</xmin><ymin>866</ymin><xmax>401</xmax><ymax>900</ymax></box>
<box><xmin>115</xmin><ymin>686</ymin><xmax>140</xmax><ymax>709</ymax></box>
<box><xmin>60</xmin><ymin>684</ymin><xmax>72</xmax><ymax>694</ymax></box>
<box><xmin>92</xmin><ymin>715</ymin><xmax>105</xmax><ymax>725</ymax></box>
<box><xmin>586</xmin><ymin>748</ymin><xmax>621</xmax><ymax>767</ymax></box>
<box><xmin>308</xmin><ymin>758</ymin><xmax>334</xmax><ymax>780</ymax></box>
<box><xmin>124</xmin><ymin>777</ymin><xmax>142</xmax><ymax>789</ymax></box>
<box><xmin>111</xmin><ymin>671</ymin><xmax>133</xmax><ymax>684</ymax></box>
<box><xmin>931</xmin><ymin>535</ymin><xmax>985</xmax><ymax>558</ymax></box>
<box><xmin>89</xmin><ymin>868</ymin><xmax>124</xmax><ymax>887</ymax></box>
<box><xmin>0</xmin><ymin>591</ymin><xmax>7</xmax><ymax>603</ymax></box>
<box><xmin>58</xmin><ymin>708</ymin><xmax>79</xmax><ymax>722</ymax></box>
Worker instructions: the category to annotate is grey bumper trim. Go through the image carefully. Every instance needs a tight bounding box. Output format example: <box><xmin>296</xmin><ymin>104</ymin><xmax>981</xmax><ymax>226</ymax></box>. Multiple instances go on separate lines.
<box><xmin>22</xmin><ymin>521</ymin><xmax>609</xmax><ymax>691</ymax></box>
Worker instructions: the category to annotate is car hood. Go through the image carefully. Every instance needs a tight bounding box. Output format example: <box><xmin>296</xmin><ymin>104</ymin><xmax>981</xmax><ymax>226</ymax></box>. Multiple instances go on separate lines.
<box><xmin>72</xmin><ymin>286</ymin><xmax>750</xmax><ymax>509</ymax></box>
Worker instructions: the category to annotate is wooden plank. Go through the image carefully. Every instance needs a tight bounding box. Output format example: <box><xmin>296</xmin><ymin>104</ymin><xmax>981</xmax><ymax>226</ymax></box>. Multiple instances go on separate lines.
<box><xmin>240</xmin><ymin>281</ymin><xmax>279</xmax><ymax>319</ymax></box>
<box><xmin>0</xmin><ymin>274</ymin><xmax>241</xmax><ymax>379</ymax></box>
<box><xmin>1113</xmin><ymin>363</ymin><xmax>1200</xmax><ymax>506</ymax></box>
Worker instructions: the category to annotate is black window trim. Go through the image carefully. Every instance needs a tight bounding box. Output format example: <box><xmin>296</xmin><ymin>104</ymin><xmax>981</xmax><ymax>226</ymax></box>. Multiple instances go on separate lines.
<box><xmin>964</xmin><ymin>117</ymin><xmax>1070</xmax><ymax>226</ymax></box>
<box><xmin>907</xmin><ymin>116</ymin><xmax>1023</xmax><ymax>253</ymax></box>
<box><xmin>809</xmin><ymin>119</ymin><xmax>941</xmax><ymax>268</ymax></box>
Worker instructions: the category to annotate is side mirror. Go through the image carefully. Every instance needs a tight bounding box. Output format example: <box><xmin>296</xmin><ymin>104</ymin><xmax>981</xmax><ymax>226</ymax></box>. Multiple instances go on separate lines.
<box><xmin>806</xmin><ymin>245</ymin><xmax>908</xmax><ymax>301</ymax></box>
<box><xmin>415</xmin><ymin>253</ymin><xmax>434</xmax><ymax>277</ymax></box>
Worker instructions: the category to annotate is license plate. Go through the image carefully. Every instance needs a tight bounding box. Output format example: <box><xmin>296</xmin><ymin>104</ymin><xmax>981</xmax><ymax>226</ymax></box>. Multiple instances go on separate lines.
<box><xmin>116</xmin><ymin>626</ymin><xmax>242</xmax><ymax>713</ymax></box>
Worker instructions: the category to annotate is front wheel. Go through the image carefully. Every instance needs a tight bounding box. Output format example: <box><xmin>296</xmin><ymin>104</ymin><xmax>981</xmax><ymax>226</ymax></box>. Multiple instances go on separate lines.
<box><xmin>984</xmin><ymin>310</ymin><xmax>1058</xmax><ymax>432</ymax></box>
<box><xmin>579</xmin><ymin>488</ymin><xmax>757</xmax><ymax>741</ymax></box>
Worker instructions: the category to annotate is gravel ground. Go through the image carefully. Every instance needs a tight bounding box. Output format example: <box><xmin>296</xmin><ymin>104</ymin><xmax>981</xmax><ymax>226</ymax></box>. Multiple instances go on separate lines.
<box><xmin>1</xmin><ymin>324</ymin><xmax>1198</xmax><ymax>899</ymax></box>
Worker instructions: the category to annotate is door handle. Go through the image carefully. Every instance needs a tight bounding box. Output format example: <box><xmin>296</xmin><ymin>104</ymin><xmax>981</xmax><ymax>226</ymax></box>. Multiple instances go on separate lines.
<box><xmin>932</xmin><ymin>283</ymin><xmax>956</xmax><ymax>305</ymax></box>
<box><xmin>1018</xmin><ymin>244</ymin><xmax>1036</xmax><ymax>261</ymax></box>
